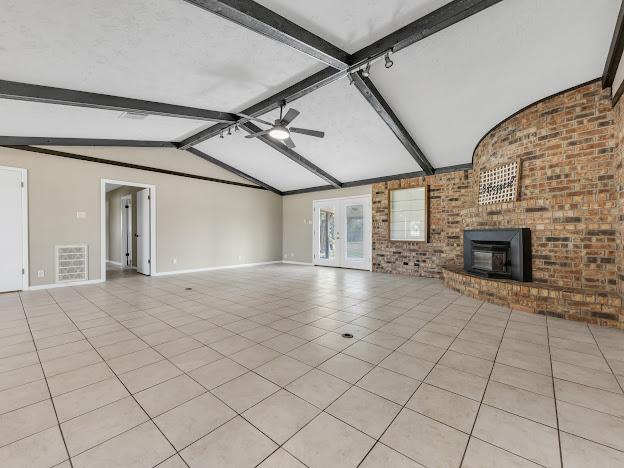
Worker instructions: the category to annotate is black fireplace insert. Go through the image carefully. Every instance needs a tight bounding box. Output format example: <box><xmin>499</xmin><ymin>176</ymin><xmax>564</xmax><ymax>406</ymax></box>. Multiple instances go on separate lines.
<box><xmin>464</xmin><ymin>229</ymin><xmax>531</xmax><ymax>282</ymax></box>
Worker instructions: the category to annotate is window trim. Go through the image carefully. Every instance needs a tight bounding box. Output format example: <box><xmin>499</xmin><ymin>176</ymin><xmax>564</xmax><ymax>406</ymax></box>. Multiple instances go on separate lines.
<box><xmin>388</xmin><ymin>185</ymin><xmax>429</xmax><ymax>243</ymax></box>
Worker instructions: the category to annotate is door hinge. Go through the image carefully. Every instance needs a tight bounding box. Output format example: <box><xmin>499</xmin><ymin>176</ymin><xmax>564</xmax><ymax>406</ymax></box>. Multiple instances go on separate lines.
<box><xmin>22</xmin><ymin>268</ymin><xmax>24</xmax><ymax>275</ymax></box>
<box><xmin>148</xmin><ymin>195</ymin><xmax>151</xmax><ymax>200</ymax></box>
<box><xmin>148</xmin><ymin>259</ymin><xmax>151</xmax><ymax>264</ymax></box>
<box><xmin>20</xmin><ymin>182</ymin><xmax>24</xmax><ymax>188</ymax></box>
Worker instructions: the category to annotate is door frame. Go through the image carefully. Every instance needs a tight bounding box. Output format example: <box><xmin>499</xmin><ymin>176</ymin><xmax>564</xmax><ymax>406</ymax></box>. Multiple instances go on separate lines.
<box><xmin>101</xmin><ymin>179</ymin><xmax>156</xmax><ymax>281</ymax></box>
<box><xmin>120</xmin><ymin>195</ymin><xmax>133</xmax><ymax>268</ymax></box>
<box><xmin>0</xmin><ymin>165</ymin><xmax>29</xmax><ymax>290</ymax></box>
<box><xmin>312</xmin><ymin>194</ymin><xmax>372</xmax><ymax>271</ymax></box>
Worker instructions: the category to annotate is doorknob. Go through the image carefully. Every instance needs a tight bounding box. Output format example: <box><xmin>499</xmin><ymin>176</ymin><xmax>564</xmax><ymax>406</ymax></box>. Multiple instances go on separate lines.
<box><xmin>135</xmin><ymin>234</ymin><xmax>140</xmax><ymax>238</ymax></box>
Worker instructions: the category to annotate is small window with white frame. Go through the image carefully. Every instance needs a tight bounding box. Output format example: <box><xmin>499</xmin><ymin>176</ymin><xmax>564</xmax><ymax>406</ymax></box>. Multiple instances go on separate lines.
<box><xmin>389</xmin><ymin>186</ymin><xmax>428</xmax><ymax>242</ymax></box>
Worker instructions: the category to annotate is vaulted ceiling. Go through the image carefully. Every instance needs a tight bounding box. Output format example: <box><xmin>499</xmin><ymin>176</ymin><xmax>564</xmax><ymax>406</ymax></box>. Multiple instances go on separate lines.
<box><xmin>0</xmin><ymin>0</ymin><xmax>620</xmax><ymax>193</ymax></box>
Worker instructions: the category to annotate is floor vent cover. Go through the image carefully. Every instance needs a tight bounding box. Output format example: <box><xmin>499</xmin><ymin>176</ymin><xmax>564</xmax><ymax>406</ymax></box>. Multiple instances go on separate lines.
<box><xmin>55</xmin><ymin>244</ymin><xmax>88</xmax><ymax>283</ymax></box>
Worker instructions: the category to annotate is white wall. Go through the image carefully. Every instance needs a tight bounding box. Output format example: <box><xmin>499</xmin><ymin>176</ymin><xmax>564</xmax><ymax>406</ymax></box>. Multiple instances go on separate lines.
<box><xmin>0</xmin><ymin>146</ymin><xmax>282</xmax><ymax>286</ymax></box>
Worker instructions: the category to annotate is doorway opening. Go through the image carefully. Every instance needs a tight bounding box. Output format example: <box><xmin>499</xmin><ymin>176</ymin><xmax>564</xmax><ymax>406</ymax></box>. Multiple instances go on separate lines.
<box><xmin>313</xmin><ymin>195</ymin><xmax>371</xmax><ymax>270</ymax></box>
<box><xmin>101</xmin><ymin>179</ymin><xmax>155</xmax><ymax>281</ymax></box>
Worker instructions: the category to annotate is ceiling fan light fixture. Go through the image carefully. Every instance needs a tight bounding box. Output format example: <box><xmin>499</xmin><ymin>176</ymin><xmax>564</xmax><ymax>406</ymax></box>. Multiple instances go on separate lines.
<box><xmin>268</xmin><ymin>126</ymin><xmax>290</xmax><ymax>140</ymax></box>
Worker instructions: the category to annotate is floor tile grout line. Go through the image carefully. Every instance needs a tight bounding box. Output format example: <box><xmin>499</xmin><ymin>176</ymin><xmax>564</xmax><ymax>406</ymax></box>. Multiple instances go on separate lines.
<box><xmin>244</xmin><ymin>290</ymin><xmax>456</xmax><ymax>466</ymax></box>
<box><xmin>547</xmin><ymin>317</ymin><xmax>566</xmax><ymax>468</ymax></box>
<box><xmin>41</xmin><ymin>289</ymin><xmax>192</xmax><ymax>468</ymax></box>
<box><xmin>348</xmin><ymin>298</ymin><xmax>487</xmax><ymax>467</ymax></box>
<box><xmin>586</xmin><ymin>324</ymin><xmax>624</xmax><ymax>394</ymax></box>
<box><xmin>456</xmin><ymin>305</ymin><xmax>513</xmax><ymax>467</ymax></box>
<box><xmin>16</xmin><ymin>292</ymin><xmax>74</xmax><ymax>468</ymax></box>
<box><xmin>17</xmin><ymin>269</ymin><xmax>623</xmax><ymax>467</ymax></box>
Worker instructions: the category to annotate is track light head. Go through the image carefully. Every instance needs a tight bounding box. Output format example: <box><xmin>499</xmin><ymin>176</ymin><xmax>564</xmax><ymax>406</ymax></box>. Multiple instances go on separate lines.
<box><xmin>384</xmin><ymin>52</ymin><xmax>394</xmax><ymax>69</ymax></box>
<box><xmin>227</xmin><ymin>127</ymin><xmax>232</xmax><ymax>136</ymax></box>
<box><xmin>219</xmin><ymin>130</ymin><xmax>224</xmax><ymax>139</ymax></box>
<box><xmin>362</xmin><ymin>62</ymin><xmax>371</xmax><ymax>77</ymax></box>
<box><xmin>234</xmin><ymin>124</ymin><xmax>239</xmax><ymax>132</ymax></box>
<box><xmin>348</xmin><ymin>73</ymin><xmax>354</xmax><ymax>85</ymax></box>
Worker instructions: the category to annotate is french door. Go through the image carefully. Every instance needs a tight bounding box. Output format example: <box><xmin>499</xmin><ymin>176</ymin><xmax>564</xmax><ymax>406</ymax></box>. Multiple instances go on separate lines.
<box><xmin>313</xmin><ymin>195</ymin><xmax>371</xmax><ymax>270</ymax></box>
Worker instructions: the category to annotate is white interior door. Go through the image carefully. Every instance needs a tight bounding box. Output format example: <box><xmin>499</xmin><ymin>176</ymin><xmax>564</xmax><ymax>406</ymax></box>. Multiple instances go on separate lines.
<box><xmin>136</xmin><ymin>188</ymin><xmax>150</xmax><ymax>275</ymax></box>
<box><xmin>313</xmin><ymin>196</ymin><xmax>371</xmax><ymax>270</ymax></box>
<box><xmin>121</xmin><ymin>196</ymin><xmax>132</xmax><ymax>267</ymax></box>
<box><xmin>313</xmin><ymin>199</ymin><xmax>340</xmax><ymax>267</ymax></box>
<box><xmin>0</xmin><ymin>168</ymin><xmax>25</xmax><ymax>292</ymax></box>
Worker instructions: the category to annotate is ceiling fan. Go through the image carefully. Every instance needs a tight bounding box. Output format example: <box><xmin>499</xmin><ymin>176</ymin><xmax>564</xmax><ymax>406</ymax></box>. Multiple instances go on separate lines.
<box><xmin>239</xmin><ymin>101</ymin><xmax>325</xmax><ymax>148</ymax></box>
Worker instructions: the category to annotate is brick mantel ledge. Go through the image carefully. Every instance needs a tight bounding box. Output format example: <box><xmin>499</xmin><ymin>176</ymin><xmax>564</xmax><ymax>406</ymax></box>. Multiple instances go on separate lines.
<box><xmin>442</xmin><ymin>265</ymin><xmax>623</xmax><ymax>329</ymax></box>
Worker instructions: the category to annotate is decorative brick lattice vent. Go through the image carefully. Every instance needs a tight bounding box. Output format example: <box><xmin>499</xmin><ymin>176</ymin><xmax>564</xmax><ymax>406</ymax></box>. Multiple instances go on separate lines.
<box><xmin>55</xmin><ymin>245</ymin><xmax>88</xmax><ymax>282</ymax></box>
<box><xmin>478</xmin><ymin>161</ymin><xmax>520</xmax><ymax>205</ymax></box>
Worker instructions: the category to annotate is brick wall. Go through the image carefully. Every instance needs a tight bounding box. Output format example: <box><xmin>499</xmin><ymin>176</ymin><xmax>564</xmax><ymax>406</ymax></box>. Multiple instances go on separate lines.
<box><xmin>615</xmin><ymin>97</ymin><xmax>624</xmax><ymax>297</ymax></box>
<box><xmin>372</xmin><ymin>81</ymin><xmax>619</xmax><ymax>292</ymax></box>
<box><xmin>372</xmin><ymin>171</ymin><xmax>471</xmax><ymax>276</ymax></box>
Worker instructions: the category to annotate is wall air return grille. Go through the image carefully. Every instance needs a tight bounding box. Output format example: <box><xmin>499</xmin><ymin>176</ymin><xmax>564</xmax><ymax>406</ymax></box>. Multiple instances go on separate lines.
<box><xmin>55</xmin><ymin>244</ymin><xmax>88</xmax><ymax>282</ymax></box>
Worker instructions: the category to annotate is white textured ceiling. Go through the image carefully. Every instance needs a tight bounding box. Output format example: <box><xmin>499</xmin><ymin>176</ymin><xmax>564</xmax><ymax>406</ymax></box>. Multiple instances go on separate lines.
<box><xmin>255</xmin><ymin>0</ymin><xmax>451</xmax><ymax>53</ymax></box>
<box><xmin>0</xmin><ymin>0</ymin><xmax>619</xmax><ymax>190</ymax></box>
<box><xmin>257</xmin><ymin>78</ymin><xmax>421</xmax><ymax>182</ymax></box>
<box><xmin>195</xmin><ymin>134</ymin><xmax>327</xmax><ymax>191</ymax></box>
<box><xmin>0</xmin><ymin>99</ymin><xmax>210</xmax><ymax>141</ymax></box>
<box><xmin>0</xmin><ymin>0</ymin><xmax>322</xmax><ymax>112</ymax></box>
<box><xmin>370</xmin><ymin>0</ymin><xmax>619</xmax><ymax>167</ymax></box>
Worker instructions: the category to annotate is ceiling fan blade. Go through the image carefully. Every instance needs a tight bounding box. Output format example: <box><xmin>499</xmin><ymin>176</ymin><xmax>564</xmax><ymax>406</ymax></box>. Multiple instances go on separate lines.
<box><xmin>280</xmin><ymin>108</ymin><xmax>300</xmax><ymax>125</ymax></box>
<box><xmin>282</xmin><ymin>137</ymin><xmax>296</xmax><ymax>148</ymax></box>
<box><xmin>244</xmin><ymin>129</ymin><xmax>271</xmax><ymax>138</ymax></box>
<box><xmin>289</xmin><ymin>127</ymin><xmax>325</xmax><ymax>138</ymax></box>
<box><xmin>236</xmin><ymin>113</ymin><xmax>273</xmax><ymax>126</ymax></box>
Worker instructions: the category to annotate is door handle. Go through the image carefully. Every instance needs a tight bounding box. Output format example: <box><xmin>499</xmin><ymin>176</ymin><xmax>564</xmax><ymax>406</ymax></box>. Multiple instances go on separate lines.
<box><xmin>135</xmin><ymin>234</ymin><xmax>140</xmax><ymax>238</ymax></box>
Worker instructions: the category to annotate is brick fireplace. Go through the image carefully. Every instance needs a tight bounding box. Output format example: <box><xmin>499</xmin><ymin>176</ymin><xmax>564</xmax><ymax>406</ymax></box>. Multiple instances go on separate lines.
<box><xmin>372</xmin><ymin>80</ymin><xmax>624</xmax><ymax>328</ymax></box>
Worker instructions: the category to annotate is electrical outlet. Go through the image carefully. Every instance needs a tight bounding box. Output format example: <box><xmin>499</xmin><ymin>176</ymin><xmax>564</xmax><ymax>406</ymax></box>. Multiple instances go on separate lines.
<box><xmin>76</xmin><ymin>211</ymin><xmax>86</xmax><ymax>219</ymax></box>
<box><xmin>172</xmin><ymin>258</ymin><xmax>177</xmax><ymax>265</ymax></box>
<box><xmin>37</xmin><ymin>270</ymin><xmax>44</xmax><ymax>278</ymax></box>
<box><xmin>238</xmin><ymin>255</ymin><xmax>243</xmax><ymax>261</ymax></box>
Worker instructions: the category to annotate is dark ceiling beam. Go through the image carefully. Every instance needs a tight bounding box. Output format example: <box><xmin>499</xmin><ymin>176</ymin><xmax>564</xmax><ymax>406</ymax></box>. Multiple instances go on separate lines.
<box><xmin>281</xmin><ymin>163</ymin><xmax>472</xmax><ymax>196</ymax></box>
<box><xmin>178</xmin><ymin>0</ymin><xmax>502</xmax><ymax>150</ymax></box>
<box><xmin>0</xmin><ymin>80</ymin><xmax>237</xmax><ymax>123</ymax></box>
<box><xmin>350</xmin><ymin>0</ymin><xmax>503</xmax><ymax>64</ymax></box>
<box><xmin>183</xmin><ymin>0</ymin><xmax>349</xmax><ymax>69</ymax></box>
<box><xmin>178</xmin><ymin>66</ymin><xmax>340</xmax><ymax>149</ymax></box>
<box><xmin>186</xmin><ymin>147</ymin><xmax>282</xmax><ymax>195</ymax></box>
<box><xmin>241</xmin><ymin>122</ymin><xmax>342</xmax><ymax>188</ymax></box>
<box><xmin>0</xmin><ymin>137</ymin><xmax>175</xmax><ymax>147</ymax></box>
<box><xmin>602</xmin><ymin>0</ymin><xmax>624</xmax><ymax>88</ymax></box>
<box><xmin>4</xmin><ymin>145</ymin><xmax>266</xmax><ymax>191</ymax></box>
<box><xmin>351</xmin><ymin>71</ymin><xmax>434</xmax><ymax>175</ymax></box>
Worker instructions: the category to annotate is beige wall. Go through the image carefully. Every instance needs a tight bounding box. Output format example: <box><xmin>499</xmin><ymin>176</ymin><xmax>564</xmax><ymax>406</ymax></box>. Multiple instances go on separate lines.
<box><xmin>282</xmin><ymin>185</ymin><xmax>371</xmax><ymax>263</ymax></box>
<box><xmin>0</xmin><ymin>146</ymin><xmax>282</xmax><ymax>286</ymax></box>
<box><xmin>106</xmin><ymin>186</ymin><xmax>139</xmax><ymax>267</ymax></box>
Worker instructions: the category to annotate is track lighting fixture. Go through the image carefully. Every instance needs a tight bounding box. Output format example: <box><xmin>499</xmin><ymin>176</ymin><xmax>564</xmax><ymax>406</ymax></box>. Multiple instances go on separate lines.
<box><xmin>227</xmin><ymin>127</ymin><xmax>232</xmax><ymax>136</ymax></box>
<box><xmin>348</xmin><ymin>73</ymin><xmax>354</xmax><ymax>85</ymax></box>
<box><xmin>362</xmin><ymin>62</ymin><xmax>371</xmax><ymax>77</ymax></box>
<box><xmin>384</xmin><ymin>52</ymin><xmax>394</xmax><ymax>69</ymax></box>
<box><xmin>234</xmin><ymin>124</ymin><xmax>239</xmax><ymax>132</ymax></box>
<box><xmin>219</xmin><ymin>130</ymin><xmax>224</xmax><ymax>139</ymax></box>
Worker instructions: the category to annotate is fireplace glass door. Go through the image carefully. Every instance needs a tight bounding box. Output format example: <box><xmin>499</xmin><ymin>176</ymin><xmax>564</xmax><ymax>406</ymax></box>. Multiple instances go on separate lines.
<box><xmin>470</xmin><ymin>242</ymin><xmax>511</xmax><ymax>277</ymax></box>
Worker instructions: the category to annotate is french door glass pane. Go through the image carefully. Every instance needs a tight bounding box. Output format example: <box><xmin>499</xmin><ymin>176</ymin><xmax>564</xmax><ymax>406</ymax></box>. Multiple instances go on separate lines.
<box><xmin>346</xmin><ymin>204</ymin><xmax>364</xmax><ymax>259</ymax></box>
<box><xmin>319</xmin><ymin>208</ymin><xmax>335</xmax><ymax>259</ymax></box>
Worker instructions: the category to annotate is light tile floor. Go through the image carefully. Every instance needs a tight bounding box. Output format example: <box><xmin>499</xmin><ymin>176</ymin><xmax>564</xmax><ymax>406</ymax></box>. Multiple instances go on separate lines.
<box><xmin>1</xmin><ymin>264</ymin><xmax>623</xmax><ymax>467</ymax></box>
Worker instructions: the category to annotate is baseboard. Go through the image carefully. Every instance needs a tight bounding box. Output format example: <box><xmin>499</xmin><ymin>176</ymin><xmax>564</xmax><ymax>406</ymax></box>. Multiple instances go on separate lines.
<box><xmin>27</xmin><ymin>278</ymin><xmax>105</xmax><ymax>290</ymax></box>
<box><xmin>282</xmin><ymin>260</ymin><xmax>314</xmax><ymax>266</ymax></box>
<box><xmin>106</xmin><ymin>260</ymin><xmax>122</xmax><ymax>266</ymax></box>
<box><xmin>153</xmin><ymin>260</ymin><xmax>283</xmax><ymax>277</ymax></box>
